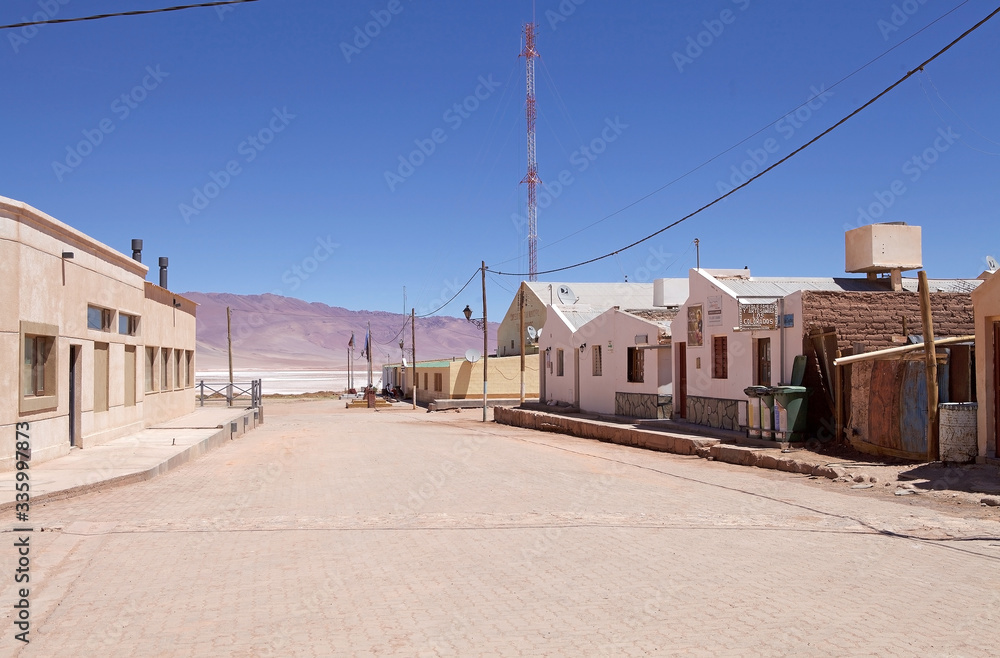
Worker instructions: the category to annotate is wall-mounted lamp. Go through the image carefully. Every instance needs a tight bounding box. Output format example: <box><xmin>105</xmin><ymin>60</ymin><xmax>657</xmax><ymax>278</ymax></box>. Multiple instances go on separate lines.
<box><xmin>172</xmin><ymin>298</ymin><xmax>181</xmax><ymax>308</ymax></box>
<box><xmin>579</xmin><ymin>343</ymin><xmax>587</xmax><ymax>352</ymax></box>
<box><xmin>61</xmin><ymin>251</ymin><xmax>74</xmax><ymax>259</ymax></box>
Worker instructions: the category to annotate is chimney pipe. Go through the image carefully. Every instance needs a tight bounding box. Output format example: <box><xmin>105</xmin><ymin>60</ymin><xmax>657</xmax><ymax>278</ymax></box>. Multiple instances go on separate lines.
<box><xmin>131</xmin><ymin>239</ymin><xmax>143</xmax><ymax>263</ymax></box>
<box><xmin>159</xmin><ymin>257</ymin><xmax>169</xmax><ymax>289</ymax></box>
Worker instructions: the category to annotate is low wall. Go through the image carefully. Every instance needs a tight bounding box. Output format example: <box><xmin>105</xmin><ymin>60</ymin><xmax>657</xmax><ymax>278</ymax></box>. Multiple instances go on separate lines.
<box><xmin>494</xmin><ymin>407</ymin><xmax>718</xmax><ymax>456</ymax></box>
<box><xmin>686</xmin><ymin>396</ymin><xmax>741</xmax><ymax>431</ymax></box>
<box><xmin>615</xmin><ymin>392</ymin><xmax>671</xmax><ymax>419</ymax></box>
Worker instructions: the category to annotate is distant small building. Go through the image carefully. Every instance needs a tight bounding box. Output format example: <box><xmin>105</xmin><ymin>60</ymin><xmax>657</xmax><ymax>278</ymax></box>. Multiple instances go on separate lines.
<box><xmin>972</xmin><ymin>271</ymin><xmax>1000</xmax><ymax>462</ymax></box>
<box><xmin>2</xmin><ymin>196</ymin><xmax>196</xmax><ymax>470</ymax></box>
<box><xmin>383</xmin><ymin>355</ymin><xmax>539</xmax><ymax>404</ymax></box>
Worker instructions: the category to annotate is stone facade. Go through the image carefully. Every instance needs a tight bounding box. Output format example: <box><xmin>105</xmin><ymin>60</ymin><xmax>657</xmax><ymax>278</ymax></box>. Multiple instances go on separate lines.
<box><xmin>615</xmin><ymin>392</ymin><xmax>671</xmax><ymax>419</ymax></box>
<box><xmin>686</xmin><ymin>395</ymin><xmax>741</xmax><ymax>431</ymax></box>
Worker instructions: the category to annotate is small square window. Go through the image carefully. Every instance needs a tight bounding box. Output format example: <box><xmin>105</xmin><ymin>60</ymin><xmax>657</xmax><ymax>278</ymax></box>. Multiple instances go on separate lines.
<box><xmin>119</xmin><ymin>313</ymin><xmax>139</xmax><ymax>336</ymax></box>
<box><xmin>88</xmin><ymin>305</ymin><xmax>113</xmax><ymax>331</ymax></box>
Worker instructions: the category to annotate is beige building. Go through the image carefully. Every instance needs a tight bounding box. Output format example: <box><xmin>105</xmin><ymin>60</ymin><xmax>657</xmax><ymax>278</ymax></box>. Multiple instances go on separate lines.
<box><xmin>972</xmin><ymin>271</ymin><xmax>1000</xmax><ymax>463</ymax></box>
<box><xmin>384</xmin><ymin>355</ymin><xmax>539</xmax><ymax>404</ymax></box>
<box><xmin>2</xmin><ymin>196</ymin><xmax>196</xmax><ymax>470</ymax></box>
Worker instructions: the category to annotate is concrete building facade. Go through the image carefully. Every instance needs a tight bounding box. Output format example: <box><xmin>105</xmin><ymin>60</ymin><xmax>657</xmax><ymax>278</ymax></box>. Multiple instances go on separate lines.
<box><xmin>384</xmin><ymin>355</ymin><xmax>539</xmax><ymax>404</ymax></box>
<box><xmin>972</xmin><ymin>271</ymin><xmax>1000</xmax><ymax>462</ymax></box>
<box><xmin>2</xmin><ymin>196</ymin><xmax>196</xmax><ymax>470</ymax></box>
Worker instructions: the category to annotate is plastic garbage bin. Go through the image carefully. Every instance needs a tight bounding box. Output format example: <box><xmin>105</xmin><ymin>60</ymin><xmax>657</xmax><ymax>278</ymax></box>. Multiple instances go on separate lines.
<box><xmin>744</xmin><ymin>386</ymin><xmax>769</xmax><ymax>439</ymax></box>
<box><xmin>759</xmin><ymin>388</ymin><xmax>776</xmax><ymax>440</ymax></box>
<box><xmin>772</xmin><ymin>386</ymin><xmax>808</xmax><ymax>442</ymax></box>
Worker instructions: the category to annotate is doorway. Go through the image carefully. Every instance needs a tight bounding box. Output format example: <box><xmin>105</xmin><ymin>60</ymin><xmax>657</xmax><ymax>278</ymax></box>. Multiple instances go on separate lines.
<box><xmin>756</xmin><ymin>338</ymin><xmax>772</xmax><ymax>386</ymax></box>
<box><xmin>68</xmin><ymin>345</ymin><xmax>82</xmax><ymax>447</ymax></box>
<box><xmin>677</xmin><ymin>342</ymin><xmax>687</xmax><ymax>418</ymax></box>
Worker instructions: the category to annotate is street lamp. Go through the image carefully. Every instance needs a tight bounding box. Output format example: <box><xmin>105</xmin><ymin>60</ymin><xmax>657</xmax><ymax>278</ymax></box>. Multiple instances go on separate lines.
<box><xmin>463</xmin><ymin>305</ymin><xmax>487</xmax><ymax>330</ymax></box>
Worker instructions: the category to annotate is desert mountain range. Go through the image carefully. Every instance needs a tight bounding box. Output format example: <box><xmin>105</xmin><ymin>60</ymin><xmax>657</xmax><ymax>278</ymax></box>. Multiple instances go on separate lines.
<box><xmin>183</xmin><ymin>292</ymin><xmax>499</xmax><ymax>371</ymax></box>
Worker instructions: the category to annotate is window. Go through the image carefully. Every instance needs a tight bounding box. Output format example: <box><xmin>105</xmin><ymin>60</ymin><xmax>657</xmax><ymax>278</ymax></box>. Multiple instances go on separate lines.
<box><xmin>20</xmin><ymin>322</ymin><xmax>59</xmax><ymax>414</ymax></box>
<box><xmin>145</xmin><ymin>347</ymin><xmax>156</xmax><ymax>393</ymax></box>
<box><xmin>124</xmin><ymin>345</ymin><xmax>137</xmax><ymax>407</ymax></box>
<box><xmin>592</xmin><ymin>345</ymin><xmax>602</xmax><ymax>376</ymax></box>
<box><xmin>119</xmin><ymin>313</ymin><xmax>139</xmax><ymax>336</ymax></box>
<box><xmin>434</xmin><ymin>373</ymin><xmax>443</xmax><ymax>392</ymax></box>
<box><xmin>713</xmin><ymin>336</ymin><xmax>728</xmax><ymax>379</ymax></box>
<box><xmin>23</xmin><ymin>336</ymin><xmax>54</xmax><ymax>397</ymax></box>
<box><xmin>94</xmin><ymin>342</ymin><xmax>109</xmax><ymax>412</ymax></box>
<box><xmin>162</xmin><ymin>348</ymin><xmax>171</xmax><ymax>391</ymax></box>
<box><xmin>423</xmin><ymin>373</ymin><xmax>428</xmax><ymax>390</ymax></box>
<box><xmin>186</xmin><ymin>351</ymin><xmax>195</xmax><ymax>387</ymax></box>
<box><xmin>174</xmin><ymin>349</ymin><xmax>181</xmax><ymax>390</ymax></box>
<box><xmin>627</xmin><ymin>347</ymin><xmax>644</xmax><ymax>383</ymax></box>
<box><xmin>556</xmin><ymin>349</ymin><xmax>564</xmax><ymax>377</ymax></box>
<box><xmin>88</xmin><ymin>305</ymin><xmax>113</xmax><ymax>331</ymax></box>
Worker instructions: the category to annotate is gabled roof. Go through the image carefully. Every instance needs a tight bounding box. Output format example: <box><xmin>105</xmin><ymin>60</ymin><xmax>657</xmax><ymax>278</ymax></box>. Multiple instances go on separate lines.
<box><xmin>714</xmin><ymin>276</ymin><xmax>982</xmax><ymax>298</ymax></box>
<box><xmin>524</xmin><ymin>281</ymin><xmax>657</xmax><ymax>311</ymax></box>
<box><xmin>549</xmin><ymin>304</ymin><xmax>605</xmax><ymax>331</ymax></box>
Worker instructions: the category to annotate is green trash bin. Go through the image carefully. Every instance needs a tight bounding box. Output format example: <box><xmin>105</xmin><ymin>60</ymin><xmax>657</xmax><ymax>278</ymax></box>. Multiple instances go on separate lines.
<box><xmin>773</xmin><ymin>386</ymin><xmax>808</xmax><ymax>442</ymax></box>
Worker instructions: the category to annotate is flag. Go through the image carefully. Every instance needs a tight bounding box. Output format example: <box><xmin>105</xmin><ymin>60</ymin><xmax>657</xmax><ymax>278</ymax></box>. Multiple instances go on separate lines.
<box><xmin>361</xmin><ymin>330</ymin><xmax>370</xmax><ymax>361</ymax></box>
<box><xmin>348</xmin><ymin>332</ymin><xmax>354</xmax><ymax>349</ymax></box>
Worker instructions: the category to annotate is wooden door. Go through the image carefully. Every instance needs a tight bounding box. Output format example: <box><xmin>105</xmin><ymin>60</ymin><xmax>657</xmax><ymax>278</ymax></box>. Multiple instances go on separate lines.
<box><xmin>756</xmin><ymin>338</ymin><xmax>771</xmax><ymax>386</ymax></box>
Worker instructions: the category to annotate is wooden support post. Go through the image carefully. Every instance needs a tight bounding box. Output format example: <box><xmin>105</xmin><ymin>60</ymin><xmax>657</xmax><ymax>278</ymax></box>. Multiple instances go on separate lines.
<box><xmin>919</xmin><ymin>271</ymin><xmax>939</xmax><ymax>461</ymax></box>
<box><xmin>482</xmin><ymin>261</ymin><xmax>488</xmax><ymax>423</ymax></box>
<box><xmin>835</xmin><ymin>361</ymin><xmax>843</xmax><ymax>445</ymax></box>
<box><xmin>226</xmin><ymin>306</ymin><xmax>234</xmax><ymax>385</ymax></box>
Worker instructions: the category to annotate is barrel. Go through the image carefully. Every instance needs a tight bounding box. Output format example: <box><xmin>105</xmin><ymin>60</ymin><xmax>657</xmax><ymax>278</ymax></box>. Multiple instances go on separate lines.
<box><xmin>938</xmin><ymin>402</ymin><xmax>978</xmax><ymax>463</ymax></box>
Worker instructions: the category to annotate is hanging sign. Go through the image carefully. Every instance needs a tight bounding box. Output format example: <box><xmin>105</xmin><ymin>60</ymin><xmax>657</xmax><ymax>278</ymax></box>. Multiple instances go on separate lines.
<box><xmin>738</xmin><ymin>302</ymin><xmax>778</xmax><ymax>330</ymax></box>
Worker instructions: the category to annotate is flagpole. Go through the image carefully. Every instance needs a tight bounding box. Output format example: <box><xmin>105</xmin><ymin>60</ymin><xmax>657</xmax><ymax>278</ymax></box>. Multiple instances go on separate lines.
<box><xmin>367</xmin><ymin>320</ymin><xmax>373</xmax><ymax>391</ymax></box>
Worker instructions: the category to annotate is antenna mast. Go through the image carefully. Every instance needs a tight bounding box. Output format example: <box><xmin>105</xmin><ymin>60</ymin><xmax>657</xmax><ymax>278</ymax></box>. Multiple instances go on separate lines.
<box><xmin>520</xmin><ymin>22</ymin><xmax>540</xmax><ymax>282</ymax></box>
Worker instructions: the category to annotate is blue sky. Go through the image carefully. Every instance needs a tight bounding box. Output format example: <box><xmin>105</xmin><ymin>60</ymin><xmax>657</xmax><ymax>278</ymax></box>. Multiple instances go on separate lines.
<box><xmin>3</xmin><ymin>0</ymin><xmax>998</xmax><ymax>319</ymax></box>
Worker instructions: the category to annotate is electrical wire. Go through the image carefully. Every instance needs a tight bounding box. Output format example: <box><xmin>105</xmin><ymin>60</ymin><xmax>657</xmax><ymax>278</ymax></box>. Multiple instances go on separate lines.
<box><xmin>415</xmin><ymin>268</ymin><xmax>481</xmax><ymax>318</ymax></box>
<box><xmin>0</xmin><ymin>1</ymin><xmax>260</xmax><ymax>30</ymax></box>
<box><xmin>489</xmin><ymin>0</ymin><xmax>976</xmax><ymax>269</ymax></box>
<box><xmin>918</xmin><ymin>71</ymin><xmax>1000</xmax><ymax>154</ymax></box>
<box><xmin>493</xmin><ymin>4</ymin><xmax>1000</xmax><ymax>278</ymax></box>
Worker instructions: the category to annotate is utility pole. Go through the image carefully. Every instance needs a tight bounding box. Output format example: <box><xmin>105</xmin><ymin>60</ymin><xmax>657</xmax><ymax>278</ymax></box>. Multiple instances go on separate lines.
<box><xmin>519</xmin><ymin>283</ymin><xmax>526</xmax><ymax>405</ymax></box>
<box><xmin>695</xmin><ymin>238</ymin><xmax>700</xmax><ymax>270</ymax></box>
<box><xmin>226</xmin><ymin>306</ymin><xmax>233</xmax><ymax>384</ymax></box>
<box><xmin>482</xmin><ymin>261</ymin><xmax>489</xmax><ymax>422</ymax></box>
<box><xmin>919</xmin><ymin>271</ymin><xmax>939</xmax><ymax>461</ymax></box>
<box><xmin>411</xmin><ymin>308</ymin><xmax>417</xmax><ymax>410</ymax></box>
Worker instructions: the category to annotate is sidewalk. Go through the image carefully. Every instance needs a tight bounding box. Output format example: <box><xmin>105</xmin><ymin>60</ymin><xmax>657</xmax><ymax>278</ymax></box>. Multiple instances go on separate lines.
<box><xmin>494</xmin><ymin>406</ymin><xmax>1000</xmax><ymax>507</ymax></box>
<box><xmin>0</xmin><ymin>405</ymin><xmax>262</xmax><ymax>512</ymax></box>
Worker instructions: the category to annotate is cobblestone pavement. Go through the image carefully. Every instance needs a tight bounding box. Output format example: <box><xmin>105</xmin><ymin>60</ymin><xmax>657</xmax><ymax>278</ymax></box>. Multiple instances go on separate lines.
<box><xmin>3</xmin><ymin>399</ymin><xmax>1000</xmax><ymax>656</ymax></box>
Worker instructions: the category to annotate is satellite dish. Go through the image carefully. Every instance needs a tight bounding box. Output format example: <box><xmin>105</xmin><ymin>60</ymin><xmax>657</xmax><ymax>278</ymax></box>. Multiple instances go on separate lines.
<box><xmin>465</xmin><ymin>349</ymin><xmax>481</xmax><ymax>363</ymax></box>
<box><xmin>527</xmin><ymin>326</ymin><xmax>537</xmax><ymax>341</ymax></box>
<box><xmin>987</xmin><ymin>255</ymin><xmax>999</xmax><ymax>273</ymax></box>
<box><xmin>557</xmin><ymin>285</ymin><xmax>578</xmax><ymax>305</ymax></box>
<box><xmin>402</xmin><ymin>358</ymin><xmax>408</xmax><ymax>367</ymax></box>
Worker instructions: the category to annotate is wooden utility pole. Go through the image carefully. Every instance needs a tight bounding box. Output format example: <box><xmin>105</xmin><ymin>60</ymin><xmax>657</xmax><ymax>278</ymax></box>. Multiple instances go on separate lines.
<box><xmin>482</xmin><ymin>261</ymin><xmax>488</xmax><ymax>422</ymax></box>
<box><xmin>411</xmin><ymin>308</ymin><xmax>416</xmax><ymax>410</ymax></box>
<box><xmin>519</xmin><ymin>283</ymin><xmax>526</xmax><ymax>405</ymax></box>
<box><xmin>918</xmin><ymin>271</ymin><xmax>939</xmax><ymax>461</ymax></box>
<box><xmin>226</xmin><ymin>306</ymin><xmax>233</xmax><ymax>384</ymax></box>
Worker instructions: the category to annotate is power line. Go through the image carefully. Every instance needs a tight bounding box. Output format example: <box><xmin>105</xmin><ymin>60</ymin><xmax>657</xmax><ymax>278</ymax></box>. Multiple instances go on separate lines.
<box><xmin>0</xmin><ymin>0</ymin><xmax>260</xmax><ymax>30</ymax></box>
<box><xmin>489</xmin><ymin>0</ymin><xmax>974</xmax><ymax>270</ymax></box>
<box><xmin>494</xmin><ymin>4</ymin><xmax>1000</xmax><ymax>278</ymax></box>
<box><xmin>415</xmin><ymin>269</ymin><xmax>481</xmax><ymax>318</ymax></box>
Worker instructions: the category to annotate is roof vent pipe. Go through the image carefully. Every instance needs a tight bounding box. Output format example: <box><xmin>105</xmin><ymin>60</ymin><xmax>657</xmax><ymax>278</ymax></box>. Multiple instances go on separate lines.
<box><xmin>159</xmin><ymin>257</ymin><xmax>169</xmax><ymax>289</ymax></box>
<box><xmin>131</xmin><ymin>239</ymin><xmax>143</xmax><ymax>263</ymax></box>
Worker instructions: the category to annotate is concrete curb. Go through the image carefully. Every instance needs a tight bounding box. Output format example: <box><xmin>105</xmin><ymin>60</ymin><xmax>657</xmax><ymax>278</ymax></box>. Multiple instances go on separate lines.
<box><xmin>494</xmin><ymin>407</ymin><xmax>843</xmax><ymax>480</ymax></box>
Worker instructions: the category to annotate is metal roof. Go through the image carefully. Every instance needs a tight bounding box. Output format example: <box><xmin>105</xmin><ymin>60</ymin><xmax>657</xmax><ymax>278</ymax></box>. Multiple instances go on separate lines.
<box><xmin>524</xmin><ymin>281</ymin><xmax>658</xmax><ymax>310</ymax></box>
<box><xmin>550</xmin><ymin>304</ymin><xmax>606</xmax><ymax>331</ymax></box>
<box><xmin>716</xmin><ymin>276</ymin><xmax>982</xmax><ymax>298</ymax></box>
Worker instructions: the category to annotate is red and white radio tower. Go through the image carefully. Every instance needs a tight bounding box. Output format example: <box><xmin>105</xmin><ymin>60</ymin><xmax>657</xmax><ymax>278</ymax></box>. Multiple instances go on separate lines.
<box><xmin>520</xmin><ymin>23</ymin><xmax>540</xmax><ymax>282</ymax></box>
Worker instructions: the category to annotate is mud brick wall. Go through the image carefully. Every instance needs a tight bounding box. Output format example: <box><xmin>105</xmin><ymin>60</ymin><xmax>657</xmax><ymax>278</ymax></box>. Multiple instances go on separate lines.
<box><xmin>799</xmin><ymin>291</ymin><xmax>974</xmax><ymax>354</ymax></box>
